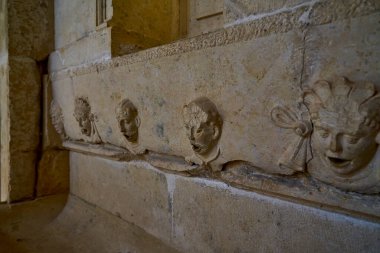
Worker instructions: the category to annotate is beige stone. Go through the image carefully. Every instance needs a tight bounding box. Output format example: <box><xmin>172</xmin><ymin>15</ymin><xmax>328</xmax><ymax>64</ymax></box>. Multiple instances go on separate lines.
<box><xmin>195</xmin><ymin>0</ymin><xmax>224</xmax><ymax>19</ymax></box>
<box><xmin>9</xmin><ymin>57</ymin><xmax>41</xmax><ymax>152</ymax></box>
<box><xmin>54</xmin><ymin>1</ymin><xmax>97</xmax><ymax>49</ymax></box>
<box><xmin>303</xmin><ymin>12</ymin><xmax>380</xmax><ymax>87</ymax></box>
<box><xmin>8</xmin><ymin>0</ymin><xmax>54</xmax><ymax>61</ymax></box>
<box><xmin>172</xmin><ymin>177</ymin><xmax>380</xmax><ymax>253</ymax></box>
<box><xmin>70</xmin><ymin>152</ymin><xmax>172</xmax><ymax>243</ymax></box>
<box><xmin>188</xmin><ymin>0</ymin><xmax>224</xmax><ymax>37</ymax></box>
<box><xmin>37</xmin><ymin>150</ymin><xmax>69</xmax><ymax>197</ymax></box>
<box><xmin>225</xmin><ymin>0</ymin><xmax>311</xmax><ymax>24</ymax></box>
<box><xmin>49</xmin><ymin>27</ymin><xmax>111</xmax><ymax>72</ymax></box>
<box><xmin>6</xmin><ymin>57</ymin><xmax>41</xmax><ymax>201</ymax></box>
<box><xmin>220</xmin><ymin>162</ymin><xmax>380</xmax><ymax>218</ymax></box>
<box><xmin>8</xmin><ymin>151</ymin><xmax>36</xmax><ymax>201</ymax></box>
<box><xmin>52</xmin><ymin>30</ymin><xmax>304</xmax><ymax>176</ymax></box>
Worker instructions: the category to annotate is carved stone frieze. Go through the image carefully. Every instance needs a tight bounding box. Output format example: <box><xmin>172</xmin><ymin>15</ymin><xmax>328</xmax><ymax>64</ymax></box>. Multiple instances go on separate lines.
<box><xmin>50</xmin><ymin>99</ymin><xmax>67</xmax><ymax>140</ymax></box>
<box><xmin>73</xmin><ymin>96</ymin><xmax>102</xmax><ymax>144</ymax></box>
<box><xmin>303</xmin><ymin>77</ymin><xmax>380</xmax><ymax>193</ymax></box>
<box><xmin>115</xmin><ymin>98</ymin><xmax>145</xmax><ymax>154</ymax></box>
<box><xmin>271</xmin><ymin>104</ymin><xmax>312</xmax><ymax>174</ymax></box>
<box><xmin>183</xmin><ymin>97</ymin><xmax>223</xmax><ymax>166</ymax></box>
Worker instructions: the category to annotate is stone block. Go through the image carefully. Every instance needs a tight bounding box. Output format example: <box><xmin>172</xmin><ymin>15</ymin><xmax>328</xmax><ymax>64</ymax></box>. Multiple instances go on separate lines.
<box><xmin>52</xmin><ymin>30</ymin><xmax>305</xmax><ymax>176</ymax></box>
<box><xmin>8</xmin><ymin>0</ymin><xmax>54</xmax><ymax>61</ymax></box>
<box><xmin>70</xmin><ymin>152</ymin><xmax>172</xmax><ymax>242</ymax></box>
<box><xmin>0</xmin><ymin>0</ymin><xmax>7</xmax><ymax>58</ymax></box>
<box><xmin>172</xmin><ymin>177</ymin><xmax>380</xmax><ymax>253</ymax></box>
<box><xmin>9</xmin><ymin>57</ymin><xmax>41</xmax><ymax>152</ymax></box>
<box><xmin>8</xmin><ymin>151</ymin><xmax>36</xmax><ymax>201</ymax></box>
<box><xmin>195</xmin><ymin>0</ymin><xmax>224</xmax><ymax>19</ymax></box>
<box><xmin>55</xmin><ymin>0</ymin><xmax>96</xmax><ymax>49</ymax></box>
<box><xmin>303</xmin><ymin>12</ymin><xmax>380</xmax><ymax>88</ymax></box>
<box><xmin>225</xmin><ymin>0</ymin><xmax>310</xmax><ymax>24</ymax></box>
<box><xmin>37</xmin><ymin>150</ymin><xmax>69</xmax><ymax>197</ymax></box>
<box><xmin>49</xmin><ymin>27</ymin><xmax>111</xmax><ymax>72</ymax></box>
<box><xmin>188</xmin><ymin>0</ymin><xmax>224</xmax><ymax>37</ymax></box>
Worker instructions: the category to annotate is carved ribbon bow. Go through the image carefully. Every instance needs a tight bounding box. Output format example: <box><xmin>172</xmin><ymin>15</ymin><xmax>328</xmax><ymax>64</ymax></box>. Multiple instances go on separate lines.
<box><xmin>271</xmin><ymin>105</ymin><xmax>312</xmax><ymax>173</ymax></box>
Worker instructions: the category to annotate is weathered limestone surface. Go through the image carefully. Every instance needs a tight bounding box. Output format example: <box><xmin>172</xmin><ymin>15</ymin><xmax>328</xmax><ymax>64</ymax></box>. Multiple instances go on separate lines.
<box><xmin>49</xmin><ymin>27</ymin><xmax>111</xmax><ymax>72</ymax></box>
<box><xmin>52</xmin><ymin>30</ymin><xmax>304</xmax><ymax>175</ymax></box>
<box><xmin>8</xmin><ymin>57</ymin><xmax>41</xmax><ymax>201</ymax></box>
<box><xmin>225</xmin><ymin>0</ymin><xmax>380</xmax><ymax>25</ymax></box>
<box><xmin>37</xmin><ymin>150</ymin><xmax>69</xmax><ymax>197</ymax></box>
<box><xmin>70</xmin><ymin>152</ymin><xmax>380</xmax><ymax>253</ymax></box>
<box><xmin>1</xmin><ymin>0</ymin><xmax>57</xmax><ymax>202</ymax></box>
<box><xmin>8</xmin><ymin>0</ymin><xmax>54</xmax><ymax>61</ymax></box>
<box><xmin>303</xmin><ymin>12</ymin><xmax>380</xmax><ymax>88</ymax></box>
<box><xmin>70</xmin><ymin>152</ymin><xmax>172</xmax><ymax>243</ymax></box>
<box><xmin>188</xmin><ymin>0</ymin><xmax>224</xmax><ymax>37</ymax></box>
<box><xmin>225</xmin><ymin>0</ymin><xmax>311</xmax><ymax>24</ymax></box>
<box><xmin>54</xmin><ymin>0</ymin><xmax>96</xmax><ymax>50</ymax></box>
<box><xmin>173</xmin><ymin>177</ymin><xmax>380</xmax><ymax>253</ymax></box>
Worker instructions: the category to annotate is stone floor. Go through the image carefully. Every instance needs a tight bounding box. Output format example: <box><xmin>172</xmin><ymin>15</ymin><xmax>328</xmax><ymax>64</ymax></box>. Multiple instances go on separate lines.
<box><xmin>0</xmin><ymin>194</ymin><xmax>179</xmax><ymax>253</ymax></box>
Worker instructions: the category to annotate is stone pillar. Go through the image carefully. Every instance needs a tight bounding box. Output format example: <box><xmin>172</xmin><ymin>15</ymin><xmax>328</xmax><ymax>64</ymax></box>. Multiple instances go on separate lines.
<box><xmin>1</xmin><ymin>0</ymin><xmax>57</xmax><ymax>202</ymax></box>
<box><xmin>0</xmin><ymin>0</ymin><xmax>9</xmax><ymax>202</ymax></box>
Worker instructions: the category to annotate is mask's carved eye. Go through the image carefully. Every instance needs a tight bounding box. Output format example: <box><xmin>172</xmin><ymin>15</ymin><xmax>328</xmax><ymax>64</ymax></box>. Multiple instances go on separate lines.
<box><xmin>317</xmin><ymin>128</ymin><xmax>329</xmax><ymax>138</ymax></box>
<box><xmin>196</xmin><ymin>128</ymin><xmax>203</xmax><ymax>134</ymax></box>
<box><xmin>346</xmin><ymin>135</ymin><xmax>360</xmax><ymax>144</ymax></box>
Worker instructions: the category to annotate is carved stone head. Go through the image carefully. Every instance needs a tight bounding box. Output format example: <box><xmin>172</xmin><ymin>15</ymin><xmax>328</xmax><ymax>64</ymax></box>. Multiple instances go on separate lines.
<box><xmin>74</xmin><ymin>97</ymin><xmax>93</xmax><ymax>137</ymax></box>
<box><xmin>116</xmin><ymin>99</ymin><xmax>140</xmax><ymax>143</ymax></box>
<box><xmin>304</xmin><ymin>77</ymin><xmax>380</xmax><ymax>177</ymax></box>
<box><xmin>183</xmin><ymin>97</ymin><xmax>222</xmax><ymax>156</ymax></box>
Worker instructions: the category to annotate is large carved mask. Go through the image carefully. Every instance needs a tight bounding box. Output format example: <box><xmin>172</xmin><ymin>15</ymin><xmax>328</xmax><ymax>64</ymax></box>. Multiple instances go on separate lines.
<box><xmin>183</xmin><ymin>97</ymin><xmax>222</xmax><ymax>157</ymax></box>
<box><xmin>304</xmin><ymin>77</ymin><xmax>380</xmax><ymax>191</ymax></box>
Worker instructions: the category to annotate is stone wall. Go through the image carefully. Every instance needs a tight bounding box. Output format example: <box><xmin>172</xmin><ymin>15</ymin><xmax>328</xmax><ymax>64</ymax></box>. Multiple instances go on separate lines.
<box><xmin>1</xmin><ymin>0</ymin><xmax>67</xmax><ymax>202</ymax></box>
<box><xmin>49</xmin><ymin>0</ymin><xmax>380</xmax><ymax>251</ymax></box>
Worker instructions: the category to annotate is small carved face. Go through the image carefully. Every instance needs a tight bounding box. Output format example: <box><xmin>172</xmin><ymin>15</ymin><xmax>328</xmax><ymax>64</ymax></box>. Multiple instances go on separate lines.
<box><xmin>185</xmin><ymin>120</ymin><xmax>219</xmax><ymax>155</ymax></box>
<box><xmin>74</xmin><ymin>97</ymin><xmax>93</xmax><ymax>137</ymax></box>
<box><xmin>75</xmin><ymin>111</ymin><xmax>92</xmax><ymax>137</ymax></box>
<box><xmin>183</xmin><ymin>97</ymin><xmax>222</xmax><ymax>156</ymax></box>
<box><xmin>116</xmin><ymin>99</ymin><xmax>140</xmax><ymax>143</ymax></box>
<box><xmin>312</xmin><ymin>115</ymin><xmax>378</xmax><ymax>175</ymax></box>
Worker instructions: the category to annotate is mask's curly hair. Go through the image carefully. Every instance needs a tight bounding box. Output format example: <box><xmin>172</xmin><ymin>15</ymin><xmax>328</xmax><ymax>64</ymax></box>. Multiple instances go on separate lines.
<box><xmin>303</xmin><ymin>77</ymin><xmax>380</xmax><ymax>131</ymax></box>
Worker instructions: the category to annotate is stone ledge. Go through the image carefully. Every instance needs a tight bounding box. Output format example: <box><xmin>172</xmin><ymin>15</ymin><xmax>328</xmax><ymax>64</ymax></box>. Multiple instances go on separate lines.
<box><xmin>70</xmin><ymin>152</ymin><xmax>380</xmax><ymax>253</ymax></box>
<box><xmin>50</xmin><ymin>1</ymin><xmax>380</xmax><ymax>81</ymax></box>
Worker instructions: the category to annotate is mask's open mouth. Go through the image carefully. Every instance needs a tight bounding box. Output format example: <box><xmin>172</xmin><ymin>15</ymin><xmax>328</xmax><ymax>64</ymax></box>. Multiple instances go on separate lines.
<box><xmin>191</xmin><ymin>144</ymin><xmax>202</xmax><ymax>152</ymax></box>
<box><xmin>327</xmin><ymin>156</ymin><xmax>351</xmax><ymax>167</ymax></box>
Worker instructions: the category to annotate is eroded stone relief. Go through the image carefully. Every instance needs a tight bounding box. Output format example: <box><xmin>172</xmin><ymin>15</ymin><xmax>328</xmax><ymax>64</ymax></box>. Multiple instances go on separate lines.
<box><xmin>304</xmin><ymin>77</ymin><xmax>380</xmax><ymax>193</ymax></box>
<box><xmin>50</xmin><ymin>99</ymin><xmax>67</xmax><ymax>140</ymax></box>
<box><xmin>116</xmin><ymin>99</ymin><xmax>145</xmax><ymax>154</ymax></box>
<box><xmin>73</xmin><ymin>97</ymin><xmax>102</xmax><ymax>144</ymax></box>
<box><xmin>271</xmin><ymin>104</ymin><xmax>312</xmax><ymax>174</ymax></box>
<box><xmin>183</xmin><ymin>97</ymin><xmax>223</xmax><ymax>166</ymax></box>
